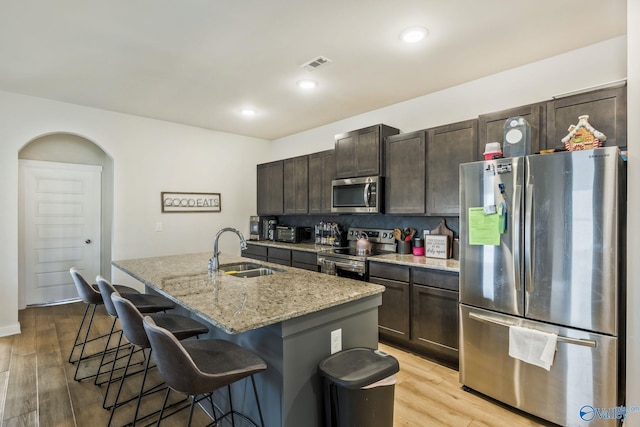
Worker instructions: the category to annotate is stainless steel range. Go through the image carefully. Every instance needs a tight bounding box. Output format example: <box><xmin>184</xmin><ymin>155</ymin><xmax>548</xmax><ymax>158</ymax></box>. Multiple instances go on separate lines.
<box><xmin>317</xmin><ymin>227</ymin><xmax>396</xmax><ymax>280</ymax></box>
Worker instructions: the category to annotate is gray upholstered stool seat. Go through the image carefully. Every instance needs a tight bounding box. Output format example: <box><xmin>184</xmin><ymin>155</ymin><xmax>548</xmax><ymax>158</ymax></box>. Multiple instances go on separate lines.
<box><xmin>95</xmin><ymin>275</ymin><xmax>175</xmax><ymax>393</ymax></box>
<box><xmin>143</xmin><ymin>316</ymin><xmax>267</xmax><ymax>426</ymax></box>
<box><xmin>107</xmin><ymin>292</ymin><xmax>209</xmax><ymax>426</ymax></box>
<box><xmin>68</xmin><ymin>267</ymin><xmax>141</xmax><ymax>381</ymax></box>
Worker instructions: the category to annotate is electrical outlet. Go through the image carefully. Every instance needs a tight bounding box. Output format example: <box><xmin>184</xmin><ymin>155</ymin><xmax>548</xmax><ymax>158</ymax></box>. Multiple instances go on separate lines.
<box><xmin>155</xmin><ymin>222</ymin><xmax>163</xmax><ymax>232</ymax></box>
<box><xmin>330</xmin><ymin>329</ymin><xmax>342</xmax><ymax>354</ymax></box>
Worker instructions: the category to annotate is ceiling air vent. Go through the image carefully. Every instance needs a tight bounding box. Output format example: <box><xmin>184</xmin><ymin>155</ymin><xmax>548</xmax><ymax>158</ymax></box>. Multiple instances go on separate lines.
<box><xmin>300</xmin><ymin>56</ymin><xmax>333</xmax><ymax>72</ymax></box>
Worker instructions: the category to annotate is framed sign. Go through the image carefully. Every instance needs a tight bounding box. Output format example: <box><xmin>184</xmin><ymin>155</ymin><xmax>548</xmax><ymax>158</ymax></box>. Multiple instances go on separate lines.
<box><xmin>161</xmin><ymin>192</ymin><xmax>221</xmax><ymax>213</ymax></box>
<box><xmin>424</xmin><ymin>235</ymin><xmax>449</xmax><ymax>259</ymax></box>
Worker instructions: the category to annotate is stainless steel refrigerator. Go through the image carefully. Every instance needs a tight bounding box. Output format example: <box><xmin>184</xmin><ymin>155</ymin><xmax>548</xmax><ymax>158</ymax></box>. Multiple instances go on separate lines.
<box><xmin>459</xmin><ymin>146</ymin><xmax>626</xmax><ymax>426</ymax></box>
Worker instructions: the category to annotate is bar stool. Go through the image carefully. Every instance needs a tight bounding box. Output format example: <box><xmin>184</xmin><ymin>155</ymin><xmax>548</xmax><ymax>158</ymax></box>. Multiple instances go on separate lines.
<box><xmin>108</xmin><ymin>292</ymin><xmax>209</xmax><ymax>426</ymax></box>
<box><xmin>143</xmin><ymin>316</ymin><xmax>267</xmax><ymax>427</ymax></box>
<box><xmin>95</xmin><ymin>275</ymin><xmax>175</xmax><ymax>394</ymax></box>
<box><xmin>68</xmin><ymin>267</ymin><xmax>141</xmax><ymax>382</ymax></box>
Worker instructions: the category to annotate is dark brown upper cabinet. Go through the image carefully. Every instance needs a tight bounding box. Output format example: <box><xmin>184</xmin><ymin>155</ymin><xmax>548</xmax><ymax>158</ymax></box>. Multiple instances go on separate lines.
<box><xmin>385</xmin><ymin>130</ymin><xmax>426</xmax><ymax>214</ymax></box>
<box><xmin>546</xmin><ymin>85</ymin><xmax>627</xmax><ymax>150</ymax></box>
<box><xmin>478</xmin><ymin>102</ymin><xmax>546</xmax><ymax>159</ymax></box>
<box><xmin>257</xmin><ymin>160</ymin><xmax>284</xmax><ymax>215</ymax></box>
<box><xmin>283</xmin><ymin>155</ymin><xmax>309</xmax><ymax>214</ymax></box>
<box><xmin>308</xmin><ymin>150</ymin><xmax>335</xmax><ymax>214</ymax></box>
<box><xmin>335</xmin><ymin>124</ymin><xmax>400</xmax><ymax>179</ymax></box>
<box><xmin>426</xmin><ymin>119</ymin><xmax>478</xmax><ymax>216</ymax></box>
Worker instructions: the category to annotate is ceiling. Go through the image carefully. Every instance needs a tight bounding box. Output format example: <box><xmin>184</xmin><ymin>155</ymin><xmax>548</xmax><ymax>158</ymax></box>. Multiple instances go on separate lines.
<box><xmin>0</xmin><ymin>1</ymin><xmax>626</xmax><ymax>140</ymax></box>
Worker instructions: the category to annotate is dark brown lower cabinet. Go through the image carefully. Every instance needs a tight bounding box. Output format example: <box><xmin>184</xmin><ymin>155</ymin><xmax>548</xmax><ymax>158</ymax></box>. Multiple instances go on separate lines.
<box><xmin>369</xmin><ymin>261</ymin><xmax>459</xmax><ymax>367</ymax></box>
<box><xmin>291</xmin><ymin>250</ymin><xmax>318</xmax><ymax>272</ymax></box>
<box><xmin>370</xmin><ymin>276</ymin><xmax>410</xmax><ymax>342</ymax></box>
<box><xmin>411</xmin><ymin>284</ymin><xmax>459</xmax><ymax>367</ymax></box>
<box><xmin>267</xmin><ymin>247</ymin><xmax>291</xmax><ymax>266</ymax></box>
<box><xmin>243</xmin><ymin>243</ymin><xmax>268</xmax><ymax>262</ymax></box>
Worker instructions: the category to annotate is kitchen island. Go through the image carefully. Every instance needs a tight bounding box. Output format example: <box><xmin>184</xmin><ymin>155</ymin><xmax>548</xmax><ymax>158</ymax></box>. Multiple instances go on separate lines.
<box><xmin>113</xmin><ymin>252</ymin><xmax>384</xmax><ymax>427</ymax></box>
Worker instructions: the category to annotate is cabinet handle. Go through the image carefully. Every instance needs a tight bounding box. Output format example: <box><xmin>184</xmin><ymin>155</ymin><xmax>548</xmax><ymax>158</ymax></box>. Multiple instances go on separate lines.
<box><xmin>468</xmin><ymin>312</ymin><xmax>596</xmax><ymax>348</ymax></box>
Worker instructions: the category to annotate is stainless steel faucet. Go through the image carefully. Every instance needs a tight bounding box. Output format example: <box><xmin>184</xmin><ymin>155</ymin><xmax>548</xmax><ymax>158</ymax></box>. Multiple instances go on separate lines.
<box><xmin>208</xmin><ymin>227</ymin><xmax>248</xmax><ymax>272</ymax></box>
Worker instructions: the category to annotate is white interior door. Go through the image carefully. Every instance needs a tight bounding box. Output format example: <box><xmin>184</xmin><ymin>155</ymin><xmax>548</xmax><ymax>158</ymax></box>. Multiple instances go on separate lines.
<box><xmin>20</xmin><ymin>160</ymin><xmax>102</xmax><ymax>305</ymax></box>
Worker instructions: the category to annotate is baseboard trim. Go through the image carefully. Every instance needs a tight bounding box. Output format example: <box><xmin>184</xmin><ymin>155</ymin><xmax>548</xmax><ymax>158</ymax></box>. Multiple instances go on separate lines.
<box><xmin>0</xmin><ymin>322</ymin><xmax>21</xmax><ymax>338</ymax></box>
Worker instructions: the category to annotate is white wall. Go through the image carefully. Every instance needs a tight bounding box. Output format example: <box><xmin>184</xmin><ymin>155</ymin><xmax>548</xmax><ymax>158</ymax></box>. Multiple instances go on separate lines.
<box><xmin>0</xmin><ymin>92</ymin><xmax>269</xmax><ymax>333</ymax></box>
<box><xmin>271</xmin><ymin>36</ymin><xmax>627</xmax><ymax>160</ymax></box>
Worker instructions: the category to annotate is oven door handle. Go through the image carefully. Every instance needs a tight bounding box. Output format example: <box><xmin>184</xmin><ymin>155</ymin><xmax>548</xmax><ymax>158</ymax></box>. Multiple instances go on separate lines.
<box><xmin>333</xmin><ymin>261</ymin><xmax>363</xmax><ymax>270</ymax></box>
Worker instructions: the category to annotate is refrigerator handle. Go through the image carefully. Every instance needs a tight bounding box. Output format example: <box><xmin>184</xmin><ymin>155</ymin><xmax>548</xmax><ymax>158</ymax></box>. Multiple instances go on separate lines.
<box><xmin>513</xmin><ymin>184</ymin><xmax>522</xmax><ymax>292</ymax></box>
<box><xmin>468</xmin><ymin>312</ymin><xmax>597</xmax><ymax>348</ymax></box>
<box><xmin>525</xmin><ymin>182</ymin><xmax>534</xmax><ymax>293</ymax></box>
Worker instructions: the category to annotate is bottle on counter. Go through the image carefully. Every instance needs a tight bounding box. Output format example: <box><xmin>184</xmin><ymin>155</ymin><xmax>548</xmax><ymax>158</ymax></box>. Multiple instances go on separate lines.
<box><xmin>412</xmin><ymin>237</ymin><xmax>424</xmax><ymax>256</ymax></box>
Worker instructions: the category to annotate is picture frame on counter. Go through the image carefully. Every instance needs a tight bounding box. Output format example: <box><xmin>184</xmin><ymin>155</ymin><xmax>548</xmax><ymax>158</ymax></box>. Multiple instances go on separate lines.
<box><xmin>161</xmin><ymin>192</ymin><xmax>221</xmax><ymax>213</ymax></box>
<box><xmin>424</xmin><ymin>234</ymin><xmax>449</xmax><ymax>259</ymax></box>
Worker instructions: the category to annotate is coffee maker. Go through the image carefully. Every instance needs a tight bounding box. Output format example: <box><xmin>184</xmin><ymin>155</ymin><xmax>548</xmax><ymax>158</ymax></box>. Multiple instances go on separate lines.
<box><xmin>250</xmin><ymin>216</ymin><xmax>277</xmax><ymax>241</ymax></box>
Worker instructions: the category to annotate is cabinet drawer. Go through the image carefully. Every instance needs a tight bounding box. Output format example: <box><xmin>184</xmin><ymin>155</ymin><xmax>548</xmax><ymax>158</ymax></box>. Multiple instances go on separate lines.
<box><xmin>292</xmin><ymin>261</ymin><xmax>319</xmax><ymax>272</ymax></box>
<box><xmin>243</xmin><ymin>244</ymin><xmax>268</xmax><ymax>257</ymax></box>
<box><xmin>412</xmin><ymin>268</ymin><xmax>459</xmax><ymax>292</ymax></box>
<box><xmin>369</xmin><ymin>262</ymin><xmax>410</xmax><ymax>282</ymax></box>
<box><xmin>267</xmin><ymin>247</ymin><xmax>291</xmax><ymax>261</ymax></box>
<box><xmin>291</xmin><ymin>250</ymin><xmax>316</xmax><ymax>265</ymax></box>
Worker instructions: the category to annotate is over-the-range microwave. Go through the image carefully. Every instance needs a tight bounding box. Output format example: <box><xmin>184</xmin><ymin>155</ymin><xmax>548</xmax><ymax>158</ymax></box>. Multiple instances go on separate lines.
<box><xmin>331</xmin><ymin>176</ymin><xmax>383</xmax><ymax>214</ymax></box>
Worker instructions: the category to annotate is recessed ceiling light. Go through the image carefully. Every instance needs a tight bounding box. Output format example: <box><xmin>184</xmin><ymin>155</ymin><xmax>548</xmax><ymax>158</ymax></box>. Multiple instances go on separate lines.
<box><xmin>297</xmin><ymin>80</ymin><xmax>318</xmax><ymax>89</ymax></box>
<box><xmin>400</xmin><ymin>27</ymin><xmax>428</xmax><ymax>43</ymax></box>
<box><xmin>240</xmin><ymin>108</ymin><xmax>257</xmax><ymax>116</ymax></box>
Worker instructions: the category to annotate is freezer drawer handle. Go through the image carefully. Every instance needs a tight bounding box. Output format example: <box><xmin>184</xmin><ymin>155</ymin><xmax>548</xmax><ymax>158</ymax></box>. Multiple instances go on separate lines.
<box><xmin>468</xmin><ymin>312</ymin><xmax>597</xmax><ymax>348</ymax></box>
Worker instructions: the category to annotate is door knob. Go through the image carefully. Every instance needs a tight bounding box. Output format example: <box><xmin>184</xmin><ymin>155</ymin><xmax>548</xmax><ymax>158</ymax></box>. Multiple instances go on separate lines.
<box><xmin>85</xmin><ymin>239</ymin><xmax>91</xmax><ymax>244</ymax></box>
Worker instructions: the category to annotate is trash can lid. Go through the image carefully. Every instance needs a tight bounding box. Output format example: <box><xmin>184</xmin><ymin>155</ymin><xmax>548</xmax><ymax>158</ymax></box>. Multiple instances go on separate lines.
<box><xmin>318</xmin><ymin>347</ymin><xmax>400</xmax><ymax>389</ymax></box>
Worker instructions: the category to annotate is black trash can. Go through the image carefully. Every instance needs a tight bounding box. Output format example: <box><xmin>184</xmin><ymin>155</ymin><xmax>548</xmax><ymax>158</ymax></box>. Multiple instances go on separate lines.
<box><xmin>318</xmin><ymin>347</ymin><xmax>400</xmax><ymax>427</ymax></box>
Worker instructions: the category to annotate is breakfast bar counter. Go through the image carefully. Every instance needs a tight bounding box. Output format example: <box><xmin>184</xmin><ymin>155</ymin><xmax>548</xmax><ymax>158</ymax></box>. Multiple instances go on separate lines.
<box><xmin>113</xmin><ymin>252</ymin><xmax>384</xmax><ymax>427</ymax></box>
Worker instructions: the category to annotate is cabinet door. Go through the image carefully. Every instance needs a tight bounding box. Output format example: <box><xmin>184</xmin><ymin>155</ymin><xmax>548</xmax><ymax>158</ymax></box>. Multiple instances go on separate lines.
<box><xmin>369</xmin><ymin>276</ymin><xmax>410</xmax><ymax>342</ymax></box>
<box><xmin>308</xmin><ymin>153</ymin><xmax>323</xmax><ymax>214</ymax></box>
<box><xmin>335</xmin><ymin>132</ymin><xmax>356</xmax><ymax>179</ymax></box>
<box><xmin>478</xmin><ymin>102</ymin><xmax>545</xmax><ymax>159</ymax></box>
<box><xmin>257</xmin><ymin>163</ymin><xmax>269</xmax><ymax>215</ymax></box>
<box><xmin>426</xmin><ymin>119</ymin><xmax>477</xmax><ymax>216</ymax></box>
<box><xmin>309</xmin><ymin>150</ymin><xmax>335</xmax><ymax>214</ymax></box>
<box><xmin>284</xmin><ymin>156</ymin><xmax>308</xmax><ymax>214</ymax></box>
<box><xmin>322</xmin><ymin>151</ymin><xmax>335</xmax><ymax>213</ymax></box>
<box><xmin>546</xmin><ymin>85</ymin><xmax>627</xmax><ymax>150</ymax></box>
<box><xmin>257</xmin><ymin>161</ymin><xmax>284</xmax><ymax>215</ymax></box>
<box><xmin>267</xmin><ymin>161</ymin><xmax>284</xmax><ymax>214</ymax></box>
<box><xmin>385</xmin><ymin>130</ymin><xmax>426</xmax><ymax>214</ymax></box>
<box><xmin>355</xmin><ymin>126</ymin><xmax>381</xmax><ymax>176</ymax></box>
<box><xmin>411</xmin><ymin>284</ymin><xmax>459</xmax><ymax>365</ymax></box>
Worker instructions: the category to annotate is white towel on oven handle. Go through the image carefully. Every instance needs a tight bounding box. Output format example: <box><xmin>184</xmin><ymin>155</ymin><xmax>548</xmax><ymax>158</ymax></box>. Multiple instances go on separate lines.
<box><xmin>508</xmin><ymin>325</ymin><xmax>558</xmax><ymax>371</ymax></box>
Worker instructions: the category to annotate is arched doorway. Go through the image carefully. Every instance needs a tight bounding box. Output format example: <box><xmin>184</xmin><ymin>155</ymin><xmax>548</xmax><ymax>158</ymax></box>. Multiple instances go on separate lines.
<box><xmin>18</xmin><ymin>133</ymin><xmax>114</xmax><ymax>307</ymax></box>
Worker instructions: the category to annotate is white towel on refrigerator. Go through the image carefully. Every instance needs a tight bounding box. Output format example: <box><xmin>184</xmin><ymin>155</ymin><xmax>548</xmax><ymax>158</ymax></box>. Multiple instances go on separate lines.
<box><xmin>508</xmin><ymin>325</ymin><xmax>558</xmax><ymax>371</ymax></box>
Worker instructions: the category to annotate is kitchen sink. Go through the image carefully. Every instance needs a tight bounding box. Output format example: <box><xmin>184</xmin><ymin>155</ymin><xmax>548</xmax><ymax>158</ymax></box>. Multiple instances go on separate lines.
<box><xmin>227</xmin><ymin>268</ymin><xmax>274</xmax><ymax>278</ymax></box>
<box><xmin>219</xmin><ymin>262</ymin><xmax>268</xmax><ymax>272</ymax></box>
<box><xmin>220</xmin><ymin>262</ymin><xmax>284</xmax><ymax>278</ymax></box>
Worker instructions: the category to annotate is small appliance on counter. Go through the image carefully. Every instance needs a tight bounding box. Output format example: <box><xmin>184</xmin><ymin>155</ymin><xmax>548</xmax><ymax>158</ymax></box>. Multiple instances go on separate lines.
<box><xmin>249</xmin><ymin>216</ymin><xmax>263</xmax><ymax>240</ymax></box>
<box><xmin>264</xmin><ymin>218</ymin><xmax>278</xmax><ymax>241</ymax></box>
<box><xmin>274</xmin><ymin>225</ymin><xmax>313</xmax><ymax>244</ymax></box>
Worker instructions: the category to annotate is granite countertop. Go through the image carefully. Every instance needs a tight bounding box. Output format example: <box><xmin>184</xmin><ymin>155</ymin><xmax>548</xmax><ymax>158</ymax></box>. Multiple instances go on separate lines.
<box><xmin>247</xmin><ymin>240</ymin><xmax>460</xmax><ymax>272</ymax></box>
<box><xmin>113</xmin><ymin>252</ymin><xmax>384</xmax><ymax>335</ymax></box>
<box><xmin>369</xmin><ymin>253</ymin><xmax>460</xmax><ymax>273</ymax></box>
<box><xmin>246</xmin><ymin>240</ymin><xmax>335</xmax><ymax>253</ymax></box>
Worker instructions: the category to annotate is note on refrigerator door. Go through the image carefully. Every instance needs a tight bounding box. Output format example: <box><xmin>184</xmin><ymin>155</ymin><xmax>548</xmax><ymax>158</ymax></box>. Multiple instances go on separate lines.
<box><xmin>468</xmin><ymin>207</ymin><xmax>501</xmax><ymax>246</ymax></box>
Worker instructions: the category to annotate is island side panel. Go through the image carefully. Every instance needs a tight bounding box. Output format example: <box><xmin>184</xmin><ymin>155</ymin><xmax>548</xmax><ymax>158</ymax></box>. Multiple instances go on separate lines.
<box><xmin>145</xmin><ymin>287</ymin><xmax>286</xmax><ymax>427</ymax></box>
<box><xmin>281</xmin><ymin>294</ymin><xmax>382</xmax><ymax>427</ymax></box>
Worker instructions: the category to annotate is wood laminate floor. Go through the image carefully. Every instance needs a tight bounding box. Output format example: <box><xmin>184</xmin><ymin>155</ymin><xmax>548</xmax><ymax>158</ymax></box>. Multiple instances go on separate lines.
<box><xmin>0</xmin><ymin>303</ymin><xmax>551</xmax><ymax>427</ymax></box>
